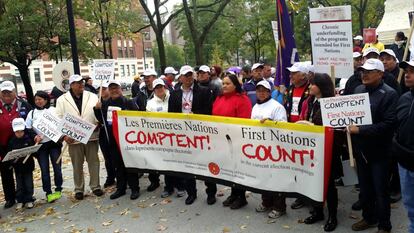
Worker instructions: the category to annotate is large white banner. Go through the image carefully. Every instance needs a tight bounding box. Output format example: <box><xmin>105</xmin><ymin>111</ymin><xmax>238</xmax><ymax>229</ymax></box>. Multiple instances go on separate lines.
<box><xmin>320</xmin><ymin>93</ymin><xmax>372</xmax><ymax>128</ymax></box>
<box><xmin>114</xmin><ymin>111</ymin><xmax>334</xmax><ymax>202</ymax></box>
<box><xmin>309</xmin><ymin>5</ymin><xmax>353</xmax><ymax>79</ymax></box>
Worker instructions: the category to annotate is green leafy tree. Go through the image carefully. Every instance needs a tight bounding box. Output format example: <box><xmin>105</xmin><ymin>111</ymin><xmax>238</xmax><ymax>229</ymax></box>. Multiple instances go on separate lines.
<box><xmin>0</xmin><ymin>0</ymin><xmax>67</xmax><ymax>104</ymax></box>
<box><xmin>152</xmin><ymin>43</ymin><xmax>185</xmax><ymax>72</ymax></box>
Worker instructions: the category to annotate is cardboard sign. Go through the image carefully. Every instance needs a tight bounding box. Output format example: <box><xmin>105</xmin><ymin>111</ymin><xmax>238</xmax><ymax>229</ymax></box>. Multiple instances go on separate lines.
<box><xmin>363</xmin><ymin>28</ymin><xmax>376</xmax><ymax>44</ymax></box>
<box><xmin>33</xmin><ymin>110</ymin><xmax>63</xmax><ymax>143</ymax></box>
<box><xmin>113</xmin><ymin>111</ymin><xmax>334</xmax><ymax>202</ymax></box>
<box><xmin>92</xmin><ymin>59</ymin><xmax>115</xmax><ymax>82</ymax></box>
<box><xmin>58</xmin><ymin>113</ymin><xmax>96</xmax><ymax>144</ymax></box>
<box><xmin>2</xmin><ymin>144</ymin><xmax>42</xmax><ymax>162</ymax></box>
<box><xmin>309</xmin><ymin>5</ymin><xmax>354</xmax><ymax>79</ymax></box>
<box><xmin>320</xmin><ymin>93</ymin><xmax>372</xmax><ymax>128</ymax></box>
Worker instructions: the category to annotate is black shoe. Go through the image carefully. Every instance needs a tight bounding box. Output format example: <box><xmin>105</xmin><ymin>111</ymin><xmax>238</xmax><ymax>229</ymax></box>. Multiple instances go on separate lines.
<box><xmin>324</xmin><ymin>216</ymin><xmax>337</xmax><ymax>232</ymax></box>
<box><xmin>4</xmin><ymin>200</ymin><xmax>15</xmax><ymax>209</ymax></box>
<box><xmin>390</xmin><ymin>192</ymin><xmax>402</xmax><ymax>203</ymax></box>
<box><xmin>207</xmin><ymin>195</ymin><xmax>216</xmax><ymax>205</ymax></box>
<box><xmin>223</xmin><ymin>195</ymin><xmax>237</xmax><ymax>207</ymax></box>
<box><xmin>291</xmin><ymin>198</ymin><xmax>305</xmax><ymax>209</ymax></box>
<box><xmin>130</xmin><ymin>190</ymin><xmax>140</xmax><ymax>200</ymax></box>
<box><xmin>185</xmin><ymin>195</ymin><xmax>197</xmax><ymax>205</ymax></box>
<box><xmin>146</xmin><ymin>183</ymin><xmax>160</xmax><ymax>192</ymax></box>
<box><xmin>230</xmin><ymin>197</ymin><xmax>247</xmax><ymax>209</ymax></box>
<box><xmin>304</xmin><ymin>212</ymin><xmax>324</xmax><ymax>224</ymax></box>
<box><xmin>93</xmin><ymin>189</ymin><xmax>104</xmax><ymax>197</ymax></box>
<box><xmin>110</xmin><ymin>190</ymin><xmax>126</xmax><ymax>200</ymax></box>
<box><xmin>74</xmin><ymin>192</ymin><xmax>84</xmax><ymax>200</ymax></box>
<box><xmin>104</xmin><ymin>180</ymin><xmax>115</xmax><ymax>188</ymax></box>
<box><xmin>352</xmin><ymin>200</ymin><xmax>362</xmax><ymax>211</ymax></box>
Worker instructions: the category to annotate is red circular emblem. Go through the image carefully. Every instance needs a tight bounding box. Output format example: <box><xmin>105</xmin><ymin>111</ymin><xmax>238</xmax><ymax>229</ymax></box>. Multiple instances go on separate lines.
<box><xmin>208</xmin><ymin>162</ymin><xmax>220</xmax><ymax>175</ymax></box>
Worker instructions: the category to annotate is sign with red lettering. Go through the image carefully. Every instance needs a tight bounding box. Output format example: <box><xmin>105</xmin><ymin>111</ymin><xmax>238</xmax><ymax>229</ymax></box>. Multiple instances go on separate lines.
<box><xmin>320</xmin><ymin>93</ymin><xmax>372</xmax><ymax>128</ymax></box>
<box><xmin>113</xmin><ymin>111</ymin><xmax>334</xmax><ymax>202</ymax></box>
<box><xmin>363</xmin><ymin>28</ymin><xmax>376</xmax><ymax>44</ymax></box>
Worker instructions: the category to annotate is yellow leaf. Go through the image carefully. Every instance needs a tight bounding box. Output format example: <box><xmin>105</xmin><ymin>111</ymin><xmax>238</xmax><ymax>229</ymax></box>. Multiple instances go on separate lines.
<box><xmin>223</xmin><ymin>227</ymin><xmax>231</xmax><ymax>233</ymax></box>
<box><xmin>282</xmin><ymin>225</ymin><xmax>291</xmax><ymax>229</ymax></box>
<box><xmin>15</xmin><ymin>227</ymin><xmax>27</xmax><ymax>232</ymax></box>
<box><xmin>102</xmin><ymin>220</ymin><xmax>113</xmax><ymax>226</ymax></box>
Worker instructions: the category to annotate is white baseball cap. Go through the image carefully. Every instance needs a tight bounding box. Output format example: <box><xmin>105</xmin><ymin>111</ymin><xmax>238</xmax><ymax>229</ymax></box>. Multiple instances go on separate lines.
<box><xmin>164</xmin><ymin>67</ymin><xmax>178</xmax><ymax>75</ymax></box>
<box><xmin>12</xmin><ymin>118</ymin><xmax>26</xmax><ymax>132</ymax></box>
<box><xmin>142</xmin><ymin>69</ymin><xmax>157</xmax><ymax>77</ymax></box>
<box><xmin>380</xmin><ymin>49</ymin><xmax>399</xmax><ymax>62</ymax></box>
<box><xmin>180</xmin><ymin>65</ymin><xmax>194</xmax><ymax>75</ymax></box>
<box><xmin>108</xmin><ymin>79</ymin><xmax>121</xmax><ymax>87</ymax></box>
<box><xmin>359</xmin><ymin>58</ymin><xmax>384</xmax><ymax>72</ymax></box>
<box><xmin>287</xmin><ymin>62</ymin><xmax>309</xmax><ymax>74</ymax></box>
<box><xmin>256</xmin><ymin>80</ymin><xmax>271</xmax><ymax>91</ymax></box>
<box><xmin>353</xmin><ymin>52</ymin><xmax>362</xmax><ymax>58</ymax></box>
<box><xmin>0</xmin><ymin>81</ymin><xmax>15</xmax><ymax>92</ymax></box>
<box><xmin>353</xmin><ymin>35</ymin><xmax>363</xmax><ymax>41</ymax></box>
<box><xmin>102</xmin><ymin>80</ymin><xmax>110</xmax><ymax>88</ymax></box>
<box><xmin>303</xmin><ymin>61</ymin><xmax>315</xmax><ymax>73</ymax></box>
<box><xmin>251</xmin><ymin>63</ymin><xmax>264</xmax><ymax>71</ymax></box>
<box><xmin>363</xmin><ymin>47</ymin><xmax>380</xmax><ymax>57</ymax></box>
<box><xmin>152</xmin><ymin>78</ymin><xmax>165</xmax><ymax>88</ymax></box>
<box><xmin>69</xmin><ymin>74</ymin><xmax>83</xmax><ymax>84</ymax></box>
<box><xmin>199</xmin><ymin>65</ymin><xmax>210</xmax><ymax>73</ymax></box>
<box><xmin>399</xmin><ymin>59</ymin><xmax>414</xmax><ymax>69</ymax></box>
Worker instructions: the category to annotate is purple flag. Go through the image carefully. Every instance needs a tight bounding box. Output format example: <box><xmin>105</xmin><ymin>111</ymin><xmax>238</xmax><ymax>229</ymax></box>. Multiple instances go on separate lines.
<box><xmin>275</xmin><ymin>0</ymin><xmax>299</xmax><ymax>87</ymax></box>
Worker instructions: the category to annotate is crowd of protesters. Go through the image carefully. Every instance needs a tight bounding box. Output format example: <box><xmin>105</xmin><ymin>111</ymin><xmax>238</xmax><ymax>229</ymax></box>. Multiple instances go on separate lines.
<box><xmin>0</xmin><ymin>31</ymin><xmax>412</xmax><ymax>233</ymax></box>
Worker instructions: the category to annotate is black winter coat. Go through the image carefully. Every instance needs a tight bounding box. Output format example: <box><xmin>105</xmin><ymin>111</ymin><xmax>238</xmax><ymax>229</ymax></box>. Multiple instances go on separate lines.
<box><xmin>168</xmin><ymin>82</ymin><xmax>212</xmax><ymax>115</ymax></box>
<box><xmin>343</xmin><ymin>71</ymin><xmax>402</xmax><ymax>96</ymax></box>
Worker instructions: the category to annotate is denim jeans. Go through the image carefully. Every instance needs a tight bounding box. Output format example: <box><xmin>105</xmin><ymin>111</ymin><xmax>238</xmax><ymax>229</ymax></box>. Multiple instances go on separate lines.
<box><xmin>399</xmin><ymin>165</ymin><xmax>414</xmax><ymax>233</ymax></box>
<box><xmin>37</xmin><ymin>142</ymin><xmax>63</xmax><ymax>194</ymax></box>
<box><xmin>356</xmin><ymin>155</ymin><xmax>391</xmax><ymax>231</ymax></box>
<box><xmin>15</xmin><ymin>171</ymin><xmax>34</xmax><ymax>203</ymax></box>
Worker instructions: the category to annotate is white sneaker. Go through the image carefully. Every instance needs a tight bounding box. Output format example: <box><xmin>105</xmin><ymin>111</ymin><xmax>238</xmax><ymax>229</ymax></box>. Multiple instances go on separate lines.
<box><xmin>16</xmin><ymin>203</ymin><xmax>24</xmax><ymax>210</ymax></box>
<box><xmin>25</xmin><ymin>202</ymin><xmax>34</xmax><ymax>209</ymax></box>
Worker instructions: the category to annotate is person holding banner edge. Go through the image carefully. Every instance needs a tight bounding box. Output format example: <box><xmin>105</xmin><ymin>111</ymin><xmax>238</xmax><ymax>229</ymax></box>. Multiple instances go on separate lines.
<box><xmin>55</xmin><ymin>74</ymin><xmax>103</xmax><ymax>200</ymax></box>
<box><xmin>348</xmin><ymin>59</ymin><xmax>398</xmax><ymax>233</ymax></box>
<box><xmin>25</xmin><ymin>91</ymin><xmax>63</xmax><ymax>203</ymax></box>
<box><xmin>213</xmin><ymin>73</ymin><xmax>252</xmax><ymax>209</ymax></box>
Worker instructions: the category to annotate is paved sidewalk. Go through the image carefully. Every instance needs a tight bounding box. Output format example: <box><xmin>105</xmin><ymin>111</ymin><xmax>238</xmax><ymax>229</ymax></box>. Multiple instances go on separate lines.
<box><xmin>0</xmin><ymin>154</ymin><xmax>409</xmax><ymax>233</ymax></box>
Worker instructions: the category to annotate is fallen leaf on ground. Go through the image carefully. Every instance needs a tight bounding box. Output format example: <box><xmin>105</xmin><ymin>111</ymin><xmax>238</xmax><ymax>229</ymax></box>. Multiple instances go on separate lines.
<box><xmin>179</xmin><ymin>209</ymin><xmax>187</xmax><ymax>213</ymax></box>
<box><xmin>223</xmin><ymin>227</ymin><xmax>231</xmax><ymax>232</ymax></box>
<box><xmin>267</xmin><ymin>219</ymin><xmax>276</xmax><ymax>224</ymax></box>
<box><xmin>156</xmin><ymin>225</ymin><xmax>167</xmax><ymax>231</ymax></box>
<box><xmin>119</xmin><ymin>208</ymin><xmax>130</xmax><ymax>216</ymax></box>
<box><xmin>137</xmin><ymin>203</ymin><xmax>147</xmax><ymax>208</ymax></box>
<box><xmin>45</xmin><ymin>207</ymin><xmax>56</xmax><ymax>215</ymax></box>
<box><xmin>149</xmin><ymin>203</ymin><xmax>157</xmax><ymax>207</ymax></box>
<box><xmin>159</xmin><ymin>218</ymin><xmax>168</xmax><ymax>222</ymax></box>
<box><xmin>160</xmin><ymin>199</ymin><xmax>172</xmax><ymax>205</ymax></box>
<box><xmin>282</xmin><ymin>225</ymin><xmax>290</xmax><ymax>229</ymax></box>
<box><xmin>15</xmin><ymin>227</ymin><xmax>27</xmax><ymax>232</ymax></box>
<box><xmin>87</xmin><ymin>227</ymin><xmax>95</xmax><ymax>233</ymax></box>
<box><xmin>297</xmin><ymin>219</ymin><xmax>305</xmax><ymax>223</ymax></box>
<box><xmin>240</xmin><ymin>225</ymin><xmax>247</xmax><ymax>230</ymax></box>
<box><xmin>132</xmin><ymin>213</ymin><xmax>140</xmax><ymax>219</ymax></box>
<box><xmin>102</xmin><ymin>220</ymin><xmax>113</xmax><ymax>226</ymax></box>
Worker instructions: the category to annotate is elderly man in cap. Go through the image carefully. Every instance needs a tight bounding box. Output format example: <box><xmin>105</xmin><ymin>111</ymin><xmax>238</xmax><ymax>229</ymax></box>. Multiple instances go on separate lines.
<box><xmin>140</xmin><ymin>69</ymin><xmax>157</xmax><ymax>100</ymax></box>
<box><xmin>395</xmin><ymin>59</ymin><xmax>414</xmax><ymax>233</ymax></box>
<box><xmin>94</xmin><ymin>80</ymin><xmax>141</xmax><ymax>200</ymax></box>
<box><xmin>353</xmin><ymin>35</ymin><xmax>363</xmax><ymax>53</ymax></box>
<box><xmin>55</xmin><ymin>74</ymin><xmax>103</xmax><ymax>200</ymax></box>
<box><xmin>380</xmin><ymin>49</ymin><xmax>409</xmax><ymax>94</ymax></box>
<box><xmin>243</xmin><ymin>63</ymin><xmax>273</xmax><ymax>106</ymax></box>
<box><xmin>168</xmin><ymin>65</ymin><xmax>213</xmax><ymax>205</ymax></box>
<box><xmin>163</xmin><ymin>67</ymin><xmax>178</xmax><ymax>91</ymax></box>
<box><xmin>0</xmin><ymin>81</ymin><xmax>32</xmax><ymax>208</ymax></box>
<box><xmin>348</xmin><ymin>59</ymin><xmax>397</xmax><ymax>233</ymax></box>
<box><xmin>197</xmin><ymin>65</ymin><xmax>221</xmax><ymax>101</ymax></box>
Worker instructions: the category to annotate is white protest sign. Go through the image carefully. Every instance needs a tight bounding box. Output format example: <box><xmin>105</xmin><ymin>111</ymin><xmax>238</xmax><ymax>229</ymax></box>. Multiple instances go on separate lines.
<box><xmin>114</xmin><ymin>111</ymin><xmax>335</xmax><ymax>202</ymax></box>
<box><xmin>309</xmin><ymin>5</ymin><xmax>353</xmax><ymax>79</ymax></box>
<box><xmin>271</xmin><ymin>21</ymin><xmax>279</xmax><ymax>49</ymax></box>
<box><xmin>58</xmin><ymin>113</ymin><xmax>96</xmax><ymax>144</ymax></box>
<box><xmin>320</xmin><ymin>93</ymin><xmax>372</xmax><ymax>128</ymax></box>
<box><xmin>92</xmin><ymin>59</ymin><xmax>115</xmax><ymax>82</ymax></box>
<box><xmin>33</xmin><ymin>110</ymin><xmax>63</xmax><ymax>143</ymax></box>
<box><xmin>2</xmin><ymin>144</ymin><xmax>42</xmax><ymax>162</ymax></box>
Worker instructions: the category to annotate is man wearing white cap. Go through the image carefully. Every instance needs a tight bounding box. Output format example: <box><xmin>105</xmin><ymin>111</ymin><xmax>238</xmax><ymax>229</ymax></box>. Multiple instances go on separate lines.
<box><xmin>353</xmin><ymin>35</ymin><xmax>363</xmax><ymax>53</ymax></box>
<box><xmin>94</xmin><ymin>80</ymin><xmax>141</xmax><ymax>200</ymax></box>
<box><xmin>395</xmin><ymin>60</ymin><xmax>414</xmax><ymax>233</ymax></box>
<box><xmin>242</xmin><ymin>63</ymin><xmax>273</xmax><ymax>106</ymax></box>
<box><xmin>197</xmin><ymin>65</ymin><xmax>221</xmax><ymax>100</ymax></box>
<box><xmin>55</xmin><ymin>74</ymin><xmax>103</xmax><ymax>200</ymax></box>
<box><xmin>0</xmin><ymin>81</ymin><xmax>32</xmax><ymax>208</ymax></box>
<box><xmin>343</xmin><ymin>52</ymin><xmax>364</xmax><ymax>95</ymax></box>
<box><xmin>140</xmin><ymin>69</ymin><xmax>157</xmax><ymax>99</ymax></box>
<box><xmin>168</xmin><ymin>65</ymin><xmax>213</xmax><ymax>205</ymax></box>
<box><xmin>163</xmin><ymin>67</ymin><xmax>178</xmax><ymax>91</ymax></box>
<box><xmin>348</xmin><ymin>59</ymin><xmax>397</xmax><ymax>233</ymax></box>
<box><xmin>380</xmin><ymin>49</ymin><xmax>409</xmax><ymax>94</ymax></box>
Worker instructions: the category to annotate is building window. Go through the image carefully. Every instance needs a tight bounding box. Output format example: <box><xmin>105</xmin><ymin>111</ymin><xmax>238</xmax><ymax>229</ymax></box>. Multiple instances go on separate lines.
<box><xmin>129</xmin><ymin>47</ymin><xmax>135</xmax><ymax>58</ymax></box>
<box><xmin>34</xmin><ymin>68</ymin><xmax>41</xmax><ymax>82</ymax></box>
<box><xmin>14</xmin><ymin>69</ymin><xmax>22</xmax><ymax>83</ymax></box>
<box><xmin>144</xmin><ymin>48</ymin><xmax>152</xmax><ymax>58</ymax></box>
<box><xmin>131</xmin><ymin>65</ymin><xmax>136</xmax><ymax>76</ymax></box>
<box><xmin>117</xmin><ymin>47</ymin><xmax>123</xmax><ymax>58</ymax></box>
<box><xmin>120</xmin><ymin>65</ymin><xmax>125</xmax><ymax>77</ymax></box>
<box><xmin>126</xmin><ymin>65</ymin><xmax>130</xmax><ymax>77</ymax></box>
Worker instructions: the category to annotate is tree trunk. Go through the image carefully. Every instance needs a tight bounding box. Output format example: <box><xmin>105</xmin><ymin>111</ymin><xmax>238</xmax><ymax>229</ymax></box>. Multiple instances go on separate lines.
<box><xmin>17</xmin><ymin>63</ymin><xmax>34</xmax><ymax>105</ymax></box>
<box><xmin>194</xmin><ymin>40</ymin><xmax>204</xmax><ymax>65</ymax></box>
<box><xmin>156</xmin><ymin>31</ymin><xmax>167</xmax><ymax>73</ymax></box>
